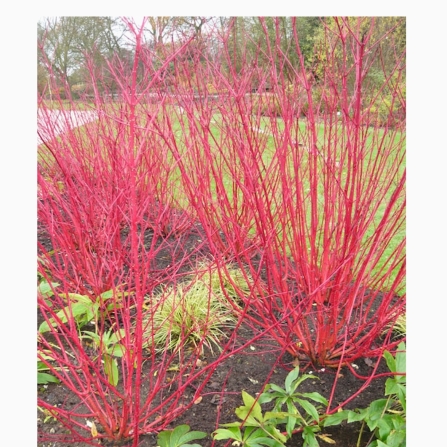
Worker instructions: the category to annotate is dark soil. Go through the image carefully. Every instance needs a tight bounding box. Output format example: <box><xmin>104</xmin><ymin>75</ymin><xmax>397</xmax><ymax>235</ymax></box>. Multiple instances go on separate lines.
<box><xmin>37</xmin><ymin>219</ymin><xmax>397</xmax><ymax>447</ymax></box>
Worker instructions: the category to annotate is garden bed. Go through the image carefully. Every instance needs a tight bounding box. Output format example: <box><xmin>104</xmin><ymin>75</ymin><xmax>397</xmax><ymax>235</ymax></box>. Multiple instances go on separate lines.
<box><xmin>38</xmin><ymin>225</ymin><xmax>395</xmax><ymax>447</ymax></box>
<box><xmin>38</xmin><ymin>326</ymin><xmax>390</xmax><ymax>447</ymax></box>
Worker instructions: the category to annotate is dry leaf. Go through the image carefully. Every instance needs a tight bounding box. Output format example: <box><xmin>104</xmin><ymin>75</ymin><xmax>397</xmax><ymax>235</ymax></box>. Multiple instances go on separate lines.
<box><xmin>317</xmin><ymin>433</ymin><xmax>336</xmax><ymax>444</ymax></box>
<box><xmin>248</xmin><ymin>377</ymin><xmax>259</xmax><ymax>384</ymax></box>
<box><xmin>194</xmin><ymin>396</ymin><xmax>202</xmax><ymax>404</ymax></box>
<box><xmin>364</xmin><ymin>358</ymin><xmax>374</xmax><ymax>367</ymax></box>
<box><xmin>292</xmin><ymin>358</ymin><xmax>300</xmax><ymax>368</ymax></box>
<box><xmin>86</xmin><ymin>420</ymin><xmax>98</xmax><ymax>437</ymax></box>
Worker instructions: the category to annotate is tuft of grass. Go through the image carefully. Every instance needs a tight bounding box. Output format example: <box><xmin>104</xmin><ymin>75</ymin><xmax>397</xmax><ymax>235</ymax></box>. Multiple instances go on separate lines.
<box><xmin>143</xmin><ymin>280</ymin><xmax>238</xmax><ymax>354</ymax></box>
<box><xmin>383</xmin><ymin>312</ymin><xmax>406</xmax><ymax>338</ymax></box>
<box><xmin>191</xmin><ymin>260</ymin><xmax>261</xmax><ymax>303</ymax></box>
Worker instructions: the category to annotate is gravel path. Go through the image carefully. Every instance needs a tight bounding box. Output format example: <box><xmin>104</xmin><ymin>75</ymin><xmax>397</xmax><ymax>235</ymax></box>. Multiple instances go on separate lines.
<box><xmin>37</xmin><ymin>109</ymin><xmax>98</xmax><ymax>145</ymax></box>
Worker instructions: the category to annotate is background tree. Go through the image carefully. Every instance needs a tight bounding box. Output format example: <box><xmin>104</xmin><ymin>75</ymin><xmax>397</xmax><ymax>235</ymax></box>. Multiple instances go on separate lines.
<box><xmin>38</xmin><ymin>17</ymin><xmax>126</xmax><ymax>97</ymax></box>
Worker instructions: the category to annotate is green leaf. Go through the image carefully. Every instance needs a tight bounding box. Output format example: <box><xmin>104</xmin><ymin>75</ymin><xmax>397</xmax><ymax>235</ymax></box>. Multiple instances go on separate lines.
<box><xmin>158</xmin><ymin>425</ymin><xmax>199</xmax><ymax>447</ymax></box>
<box><xmin>38</xmin><ymin>320</ymin><xmax>51</xmax><ymax>333</ymax></box>
<box><xmin>238</xmin><ymin>391</ymin><xmax>263</xmax><ymax>422</ymax></box>
<box><xmin>38</xmin><ymin>372</ymin><xmax>59</xmax><ymax>384</ymax></box>
<box><xmin>385</xmin><ymin>378</ymin><xmax>406</xmax><ymax>398</ymax></box>
<box><xmin>262</xmin><ymin>425</ymin><xmax>287</xmax><ymax>444</ymax></box>
<box><xmin>368</xmin><ymin>399</ymin><xmax>388</xmax><ymax>421</ymax></box>
<box><xmin>283</xmin><ymin>406</ymin><xmax>298</xmax><ymax>437</ymax></box>
<box><xmin>248</xmin><ymin>437</ymin><xmax>285</xmax><ymax>447</ymax></box>
<box><xmin>382</xmin><ymin>426</ymin><xmax>406</xmax><ymax>447</ymax></box>
<box><xmin>170</xmin><ymin>425</ymin><xmax>194</xmax><ymax>447</ymax></box>
<box><xmin>219</xmin><ymin>422</ymin><xmax>245</xmax><ymax>428</ymax></box>
<box><xmin>263</xmin><ymin>411</ymin><xmax>292</xmax><ymax>421</ymax></box>
<box><xmin>99</xmin><ymin>289</ymin><xmax>115</xmax><ymax>300</ymax></box>
<box><xmin>323</xmin><ymin>411</ymin><xmax>351</xmax><ymax>427</ymax></box>
<box><xmin>83</xmin><ymin>330</ymin><xmax>100</xmax><ymax>344</ymax></box>
<box><xmin>302</xmin><ymin>426</ymin><xmax>320</xmax><ymax>447</ymax></box>
<box><xmin>110</xmin><ymin>344</ymin><xmax>125</xmax><ymax>357</ymax></box>
<box><xmin>168</xmin><ymin>425</ymin><xmax>206</xmax><ymax>447</ymax></box>
<box><xmin>103</xmin><ymin>355</ymin><xmax>119</xmax><ymax>386</ymax></box>
<box><xmin>178</xmin><ymin>431</ymin><xmax>207</xmax><ymax>445</ymax></box>
<box><xmin>300</xmin><ymin>392</ymin><xmax>328</xmax><ymax>406</ymax></box>
<box><xmin>213</xmin><ymin>427</ymin><xmax>242</xmax><ymax>441</ymax></box>
<box><xmin>347</xmin><ymin>408</ymin><xmax>368</xmax><ymax>423</ymax></box>
<box><xmin>65</xmin><ymin>293</ymin><xmax>91</xmax><ymax>303</ymax></box>
<box><xmin>383</xmin><ymin>350</ymin><xmax>396</xmax><ymax>373</ymax></box>
<box><xmin>258</xmin><ymin>391</ymin><xmax>276</xmax><ymax>405</ymax></box>
<box><xmin>394</xmin><ymin>343</ymin><xmax>406</xmax><ymax>375</ymax></box>
<box><xmin>38</xmin><ymin>281</ymin><xmax>60</xmax><ymax>298</ymax></box>
<box><xmin>267</xmin><ymin>383</ymin><xmax>287</xmax><ymax>395</ymax></box>
<box><xmin>38</xmin><ymin>304</ymin><xmax>75</xmax><ymax>333</ymax></box>
<box><xmin>284</xmin><ymin>367</ymin><xmax>300</xmax><ymax>393</ymax></box>
<box><xmin>157</xmin><ymin>430</ymin><xmax>173</xmax><ymax>447</ymax></box>
<box><xmin>297</xmin><ymin>398</ymin><xmax>320</xmax><ymax>423</ymax></box>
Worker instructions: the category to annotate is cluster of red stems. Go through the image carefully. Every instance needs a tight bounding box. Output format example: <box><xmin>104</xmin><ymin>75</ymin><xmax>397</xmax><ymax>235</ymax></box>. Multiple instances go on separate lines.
<box><xmin>37</xmin><ymin>18</ymin><xmax>405</xmax><ymax>446</ymax></box>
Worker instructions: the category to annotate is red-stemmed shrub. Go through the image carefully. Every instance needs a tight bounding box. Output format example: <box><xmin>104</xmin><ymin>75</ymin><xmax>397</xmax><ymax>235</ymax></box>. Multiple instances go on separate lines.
<box><xmin>37</xmin><ymin>19</ymin><xmax>255</xmax><ymax>446</ymax></box>
<box><xmin>161</xmin><ymin>17</ymin><xmax>406</xmax><ymax>367</ymax></box>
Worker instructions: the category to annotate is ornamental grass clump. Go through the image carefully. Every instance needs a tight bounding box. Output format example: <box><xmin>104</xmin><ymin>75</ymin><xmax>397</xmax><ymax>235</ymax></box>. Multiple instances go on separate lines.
<box><xmin>191</xmin><ymin>260</ymin><xmax>263</xmax><ymax>304</ymax></box>
<box><xmin>143</xmin><ymin>280</ymin><xmax>238</xmax><ymax>355</ymax></box>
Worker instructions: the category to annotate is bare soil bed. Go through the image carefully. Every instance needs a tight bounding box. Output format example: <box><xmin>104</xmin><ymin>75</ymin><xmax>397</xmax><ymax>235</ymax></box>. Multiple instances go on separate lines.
<box><xmin>37</xmin><ymin>219</ymin><xmax>397</xmax><ymax>447</ymax></box>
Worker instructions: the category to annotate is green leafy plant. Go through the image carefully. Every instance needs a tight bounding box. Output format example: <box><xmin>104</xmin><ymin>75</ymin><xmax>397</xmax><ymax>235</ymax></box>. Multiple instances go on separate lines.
<box><xmin>143</xmin><ymin>280</ymin><xmax>237</xmax><ymax>354</ymax></box>
<box><xmin>38</xmin><ymin>287</ymin><xmax>129</xmax><ymax>334</ymax></box>
<box><xmin>214</xmin><ymin>367</ymin><xmax>330</xmax><ymax>447</ymax></box>
<box><xmin>157</xmin><ymin>424</ymin><xmax>207</xmax><ymax>447</ymax></box>
<box><xmin>38</xmin><ymin>279</ymin><xmax>60</xmax><ymax>298</ymax></box>
<box><xmin>37</xmin><ymin>343</ymin><xmax>72</xmax><ymax>385</ymax></box>
<box><xmin>37</xmin><ymin>277</ymin><xmax>60</xmax><ymax>306</ymax></box>
<box><xmin>213</xmin><ymin>390</ymin><xmax>289</xmax><ymax>447</ymax></box>
<box><xmin>82</xmin><ymin>328</ymin><xmax>126</xmax><ymax>386</ymax></box>
<box><xmin>38</xmin><ymin>363</ymin><xmax>59</xmax><ymax>385</ymax></box>
<box><xmin>323</xmin><ymin>342</ymin><xmax>406</xmax><ymax>447</ymax></box>
<box><xmin>258</xmin><ymin>366</ymin><xmax>329</xmax><ymax>443</ymax></box>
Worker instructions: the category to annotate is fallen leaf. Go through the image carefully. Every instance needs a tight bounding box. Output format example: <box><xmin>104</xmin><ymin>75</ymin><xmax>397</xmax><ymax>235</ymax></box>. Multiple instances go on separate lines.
<box><xmin>248</xmin><ymin>377</ymin><xmax>259</xmax><ymax>384</ymax></box>
<box><xmin>194</xmin><ymin>396</ymin><xmax>202</xmax><ymax>404</ymax></box>
<box><xmin>317</xmin><ymin>433</ymin><xmax>336</xmax><ymax>444</ymax></box>
<box><xmin>364</xmin><ymin>358</ymin><xmax>374</xmax><ymax>367</ymax></box>
<box><xmin>86</xmin><ymin>420</ymin><xmax>98</xmax><ymax>437</ymax></box>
